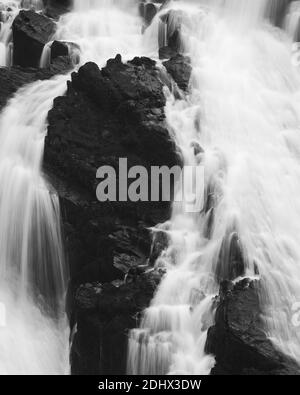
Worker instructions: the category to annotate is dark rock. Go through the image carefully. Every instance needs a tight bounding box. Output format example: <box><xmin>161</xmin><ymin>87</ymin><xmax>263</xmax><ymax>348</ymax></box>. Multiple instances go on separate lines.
<box><xmin>42</xmin><ymin>0</ymin><xmax>72</xmax><ymax>19</ymax></box>
<box><xmin>149</xmin><ymin>229</ymin><xmax>169</xmax><ymax>265</ymax></box>
<box><xmin>215</xmin><ymin>230</ymin><xmax>245</xmax><ymax>282</ymax></box>
<box><xmin>51</xmin><ymin>40</ymin><xmax>69</xmax><ymax>59</ymax></box>
<box><xmin>206</xmin><ymin>279</ymin><xmax>300</xmax><ymax>375</ymax></box>
<box><xmin>265</xmin><ymin>0</ymin><xmax>292</xmax><ymax>27</ymax></box>
<box><xmin>163</xmin><ymin>54</ymin><xmax>192</xmax><ymax>91</ymax></box>
<box><xmin>50</xmin><ymin>40</ymin><xmax>80</xmax><ymax>65</ymax></box>
<box><xmin>144</xmin><ymin>3</ymin><xmax>157</xmax><ymax>26</ymax></box>
<box><xmin>12</xmin><ymin>10</ymin><xmax>56</xmax><ymax>67</ymax></box>
<box><xmin>48</xmin><ymin>55</ymin><xmax>73</xmax><ymax>73</ymax></box>
<box><xmin>159</xmin><ymin>46</ymin><xmax>178</xmax><ymax>60</ymax></box>
<box><xmin>44</xmin><ymin>55</ymin><xmax>180</xmax><ymax>374</ymax></box>
<box><xmin>71</xmin><ymin>270</ymin><xmax>162</xmax><ymax>375</ymax></box>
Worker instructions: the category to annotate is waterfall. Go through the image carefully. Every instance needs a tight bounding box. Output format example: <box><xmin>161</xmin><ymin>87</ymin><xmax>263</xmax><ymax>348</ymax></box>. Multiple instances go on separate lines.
<box><xmin>0</xmin><ymin>0</ymin><xmax>148</xmax><ymax>375</ymax></box>
<box><xmin>55</xmin><ymin>0</ymin><xmax>144</xmax><ymax>66</ymax></box>
<box><xmin>39</xmin><ymin>41</ymin><xmax>53</xmax><ymax>68</ymax></box>
<box><xmin>284</xmin><ymin>1</ymin><xmax>300</xmax><ymax>41</ymax></box>
<box><xmin>0</xmin><ymin>0</ymin><xmax>44</xmax><ymax>67</ymax></box>
<box><xmin>0</xmin><ymin>75</ymin><xmax>70</xmax><ymax>374</ymax></box>
<box><xmin>128</xmin><ymin>0</ymin><xmax>300</xmax><ymax>375</ymax></box>
<box><xmin>2</xmin><ymin>0</ymin><xmax>300</xmax><ymax>376</ymax></box>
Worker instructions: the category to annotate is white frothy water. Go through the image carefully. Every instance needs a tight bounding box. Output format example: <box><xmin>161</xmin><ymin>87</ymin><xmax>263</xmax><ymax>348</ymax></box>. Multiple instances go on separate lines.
<box><xmin>0</xmin><ymin>76</ymin><xmax>70</xmax><ymax>374</ymax></box>
<box><xmin>128</xmin><ymin>0</ymin><xmax>300</xmax><ymax>375</ymax></box>
<box><xmin>55</xmin><ymin>0</ymin><xmax>144</xmax><ymax>66</ymax></box>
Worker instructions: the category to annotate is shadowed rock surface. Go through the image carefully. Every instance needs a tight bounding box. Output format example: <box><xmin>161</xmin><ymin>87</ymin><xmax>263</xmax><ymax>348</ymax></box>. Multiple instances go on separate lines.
<box><xmin>206</xmin><ymin>279</ymin><xmax>300</xmax><ymax>375</ymax></box>
<box><xmin>12</xmin><ymin>10</ymin><xmax>56</xmax><ymax>67</ymax></box>
<box><xmin>44</xmin><ymin>55</ymin><xmax>181</xmax><ymax>374</ymax></box>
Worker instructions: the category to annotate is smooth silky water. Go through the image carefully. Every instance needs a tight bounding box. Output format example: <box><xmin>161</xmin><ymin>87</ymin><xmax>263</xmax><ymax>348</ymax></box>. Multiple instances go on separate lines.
<box><xmin>2</xmin><ymin>0</ymin><xmax>300</xmax><ymax>375</ymax></box>
<box><xmin>128</xmin><ymin>0</ymin><xmax>300</xmax><ymax>375</ymax></box>
<box><xmin>0</xmin><ymin>0</ymin><xmax>146</xmax><ymax>375</ymax></box>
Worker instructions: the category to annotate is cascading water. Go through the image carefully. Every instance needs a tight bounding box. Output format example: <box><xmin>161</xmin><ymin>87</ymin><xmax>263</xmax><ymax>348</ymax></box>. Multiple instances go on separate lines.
<box><xmin>0</xmin><ymin>75</ymin><xmax>69</xmax><ymax>374</ymax></box>
<box><xmin>0</xmin><ymin>0</ymin><xmax>43</xmax><ymax>66</ymax></box>
<box><xmin>0</xmin><ymin>0</ymin><xmax>148</xmax><ymax>375</ymax></box>
<box><xmin>0</xmin><ymin>1</ymin><xmax>19</xmax><ymax>66</ymax></box>
<box><xmin>128</xmin><ymin>0</ymin><xmax>300</xmax><ymax>375</ymax></box>
<box><xmin>2</xmin><ymin>0</ymin><xmax>300</xmax><ymax>376</ymax></box>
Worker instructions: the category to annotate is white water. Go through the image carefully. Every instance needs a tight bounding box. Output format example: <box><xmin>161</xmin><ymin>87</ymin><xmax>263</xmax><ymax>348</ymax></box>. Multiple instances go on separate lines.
<box><xmin>2</xmin><ymin>0</ymin><xmax>300</xmax><ymax>376</ymax></box>
<box><xmin>128</xmin><ymin>0</ymin><xmax>300</xmax><ymax>375</ymax></box>
<box><xmin>0</xmin><ymin>0</ymin><xmax>148</xmax><ymax>375</ymax></box>
<box><xmin>39</xmin><ymin>40</ymin><xmax>53</xmax><ymax>68</ymax></box>
<box><xmin>0</xmin><ymin>0</ymin><xmax>43</xmax><ymax>66</ymax></box>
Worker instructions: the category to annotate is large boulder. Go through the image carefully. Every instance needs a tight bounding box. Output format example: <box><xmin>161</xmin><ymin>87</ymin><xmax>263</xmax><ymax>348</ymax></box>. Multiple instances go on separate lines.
<box><xmin>163</xmin><ymin>54</ymin><xmax>192</xmax><ymax>91</ymax></box>
<box><xmin>206</xmin><ymin>279</ymin><xmax>300</xmax><ymax>375</ymax></box>
<box><xmin>44</xmin><ymin>55</ymin><xmax>181</xmax><ymax>374</ymax></box>
<box><xmin>12</xmin><ymin>10</ymin><xmax>56</xmax><ymax>67</ymax></box>
<box><xmin>140</xmin><ymin>2</ymin><xmax>158</xmax><ymax>28</ymax></box>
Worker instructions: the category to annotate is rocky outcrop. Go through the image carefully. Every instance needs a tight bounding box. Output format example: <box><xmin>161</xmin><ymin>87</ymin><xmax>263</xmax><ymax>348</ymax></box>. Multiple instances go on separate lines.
<box><xmin>71</xmin><ymin>269</ymin><xmax>163</xmax><ymax>375</ymax></box>
<box><xmin>206</xmin><ymin>279</ymin><xmax>300</xmax><ymax>375</ymax></box>
<box><xmin>158</xmin><ymin>9</ymin><xmax>187</xmax><ymax>59</ymax></box>
<box><xmin>163</xmin><ymin>54</ymin><xmax>192</xmax><ymax>91</ymax></box>
<box><xmin>12</xmin><ymin>10</ymin><xmax>56</xmax><ymax>67</ymax></box>
<box><xmin>44</xmin><ymin>55</ymin><xmax>181</xmax><ymax>374</ymax></box>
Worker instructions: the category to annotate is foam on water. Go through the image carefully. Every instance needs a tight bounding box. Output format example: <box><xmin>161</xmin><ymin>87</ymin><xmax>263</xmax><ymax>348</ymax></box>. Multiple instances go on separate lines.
<box><xmin>128</xmin><ymin>0</ymin><xmax>300</xmax><ymax>374</ymax></box>
<box><xmin>0</xmin><ymin>0</ymin><xmax>146</xmax><ymax>375</ymax></box>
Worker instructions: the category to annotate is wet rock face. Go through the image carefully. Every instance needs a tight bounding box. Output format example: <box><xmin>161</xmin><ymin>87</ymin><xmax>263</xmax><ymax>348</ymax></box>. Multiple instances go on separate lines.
<box><xmin>158</xmin><ymin>9</ymin><xmax>187</xmax><ymax>60</ymax></box>
<box><xmin>12</xmin><ymin>10</ymin><xmax>56</xmax><ymax>67</ymax></box>
<box><xmin>163</xmin><ymin>54</ymin><xmax>192</xmax><ymax>91</ymax></box>
<box><xmin>206</xmin><ymin>279</ymin><xmax>300</xmax><ymax>375</ymax></box>
<box><xmin>44</xmin><ymin>55</ymin><xmax>180</xmax><ymax>374</ymax></box>
<box><xmin>45</xmin><ymin>55</ymin><xmax>181</xmax><ymax>194</ymax></box>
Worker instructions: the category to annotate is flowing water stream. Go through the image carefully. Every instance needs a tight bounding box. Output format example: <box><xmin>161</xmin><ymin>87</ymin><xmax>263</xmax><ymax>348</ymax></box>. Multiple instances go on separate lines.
<box><xmin>1</xmin><ymin>0</ymin><xmax>300</xmax><ymax>375</ymax></box>
<box><xmin>0</xmin><ymin>0</ymin><xmax>146</xmax><ymax>375</ymax></box>
<box><xmin>128</xmin><ymin>0</ymin><xmax>300</xmax><ymax>375</ymax></box>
